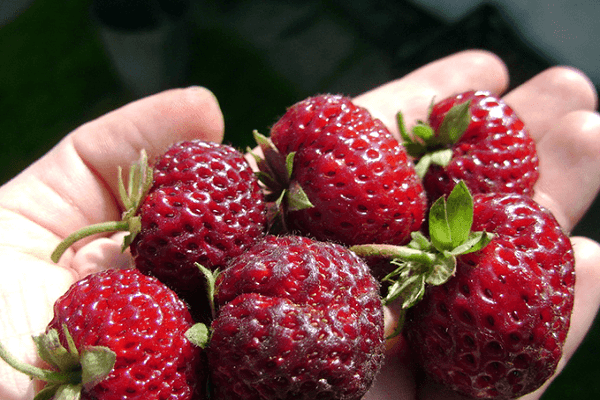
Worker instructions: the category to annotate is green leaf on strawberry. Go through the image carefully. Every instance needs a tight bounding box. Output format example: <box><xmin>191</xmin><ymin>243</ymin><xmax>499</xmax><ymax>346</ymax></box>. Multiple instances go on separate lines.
<box><xmin>397</xmin><ymin>100</ymin><xmax>471</xmax><ymax>178</ymax></box>
<box><xmin>185</xmin><ymin>323</ymin><xmax>211</xmax><ymax>350</ymax></box>
<box><xmin>195</xmin><ymin>262</ymin><xmax>219</xmax><ymax>319</ymax></box>
<box><xmin>435</xmin><ymin>99</ymin><xmax>472</xmax><ymax>144</ymax></box>
<box><xmin>184</xmin><ymin>262</ymin><xmax>220</xmax><ymax>350</ymax></box>
<box><xmin>351</xmin><ymin>181</ymin><xmax>494</xmax><ymax>309</ymax></box>
<box><xmin>0</xmin><ymin>325</ymin><xmax>116</xmax><ymax>400</ymax></box>
<box><xmin>250</xmin><ymin>130</ymin><xmax>314</xmax><ymax>234</ymax></box>
<box><xmin>429</xmin><ymin>179</ymin><xmax>473</xmax><ymax>252</ymax></box>
<box><xmin>33</xmin><ymin>325</ymin><xmax>79</xmax><ymax>372</ymax></box>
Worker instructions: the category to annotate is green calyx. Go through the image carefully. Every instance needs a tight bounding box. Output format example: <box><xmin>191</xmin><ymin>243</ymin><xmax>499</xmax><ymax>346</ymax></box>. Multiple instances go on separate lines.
<box><xmin>184</xmin><ymin>263</ymin><xmax>220</xmax><ymax>350</ymax></box>
<box><xmin>249</xmin><ymin>130</ymin><xmax>314</xmax><ymax>232</ymax></box>
<box><xmin>51</xmin><ymin>150</ymin><xmax>153</xmax><ymax>263</ymax></box>
<box><xmin>350</xmin><ymin>181</ymin><xmax>493</xmax><ymax>311</ymax></box>
<box><xmin>0</xmin><ymin>325</ymin><xmax>116</xmax><ymax>400</ymax></box>
<box><xmin>397</xmin><ymin>100</ymin><xmax>472</xmax><ymax>178</ymax></box>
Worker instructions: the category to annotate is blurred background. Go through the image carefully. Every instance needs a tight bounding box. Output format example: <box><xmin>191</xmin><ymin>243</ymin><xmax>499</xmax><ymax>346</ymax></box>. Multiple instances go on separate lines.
<box><xmin>1</xmin><ymin>0</ymin><xmax>598</xmax><ymax>398</ymax></box>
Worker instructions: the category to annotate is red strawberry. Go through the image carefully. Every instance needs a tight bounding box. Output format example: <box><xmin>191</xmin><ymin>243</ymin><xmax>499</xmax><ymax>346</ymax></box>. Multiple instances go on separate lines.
<box><xmin>401</xmin><ymin>191</ymin><xmax>574</xmax><ymax>399</ymax></box>
<box><xmin>52</xmin><ymin>141</ymin><xmax>267</xmax><ymax>321</ymax></box>
<box><xmin>398</xmin><ymin>90</ymin><xmax>539</xmax><ymax>201</ymax></box>
<box><xmin>255</xmin><ymin>94</ymin><xmax>427</xmax><ymax>247</ymax></box>
<box><xmin>206</xmin><ymin>234</ymin><xmax>385</xmax><ymax>400</ymax></box>
<box><xmin>351</xmin><ymin>181</ymin><xmax>573</xmax><ymax>399</ymax></box>
<box><xmin>0</xmin><ymin>268</ymin><xmax>206</xmax><ymax>400</ymax></box>
<box><xmin>131</xmin><ymin>141</ymin><xmax>267</xmax><ymax>319</ymax></box>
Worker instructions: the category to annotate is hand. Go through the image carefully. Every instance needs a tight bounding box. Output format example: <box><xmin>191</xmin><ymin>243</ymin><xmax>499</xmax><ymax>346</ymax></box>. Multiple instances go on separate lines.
<box><xmin>0</xmin><ymin>86</ymin><xmax>225</xmax><ymax>399</ymax></box>
<box><xmin>0</xmin><ymin>50</ymin><xmax>599</xmax><ymax>400</ymax></box>
<box><xmin>355</xmin><ymin>50</ymin><xmax>600</xmax><ymax>400</ymax></box>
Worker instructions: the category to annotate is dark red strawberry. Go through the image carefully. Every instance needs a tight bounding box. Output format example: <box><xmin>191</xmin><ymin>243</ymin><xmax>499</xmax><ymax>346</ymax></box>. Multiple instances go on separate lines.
<box><xmin>206</xmin><ymin>234</ymin><xmax>385</xmax><ymax>400</ymax></box>
<box><xmin>52</xmin><ymin>141</ymin><xmax>267</xmax><ymax>321</ymax></box>
<box><xmin>0</xmin><ymin>268</ymin><xmax>206</xmax><ymax>400</ymax></box>
<box><xmin>131</xmin><ymin>141</ymin><xmax>267</xmax><ymax>319</ymax></box>
<box><xmin>403</xmin><ymin>192</ymin><xmax>574</xmax><ymax>399</ymax></box>
<box><xmin>255</xmin><ymin>94</ymin><xmax>427</xmax><ymax>247</ymax></box>
<box><xmin>351</xmin><ymin>183</ymin><xmax>574</xmax><ymax>398</ymax></box>
<box><xmin>398</xmin><ymin>90</ymin><xmax>539</xmax><ymax>201</ymax></box>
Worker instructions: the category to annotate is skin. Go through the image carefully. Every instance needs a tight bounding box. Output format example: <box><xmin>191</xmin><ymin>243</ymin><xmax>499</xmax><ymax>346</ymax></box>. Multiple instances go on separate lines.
<box><xmin>0</xmin><ymin>50</ymin><xmax>599</xmax><ymax>400</ymax></box>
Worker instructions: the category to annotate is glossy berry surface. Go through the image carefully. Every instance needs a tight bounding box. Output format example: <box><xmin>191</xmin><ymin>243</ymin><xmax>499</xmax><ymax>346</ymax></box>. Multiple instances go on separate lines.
<box><xmin>208</xmin><ymin>235</ymin><xmax>385</xmax><ymax>400</ymax></box>
<box><xmin>269</xmin><ymin>94</ymin><xmax>426</xmax><ymax>246</ymax></box>
<box><xmin>424</xmin><ymin>90</ymin><xmax>539</xmax><ymax>200</ymax></box>
<box><xmin>131</xmin><ymin>140</ymin><xmax>266</xmax><ymax>318</ymax></box>
<box><xmin>404</xmin><ymin>193</ymin><xmax>574</xmax><ymax>399</ymax></box>
<box><xmin>47</xmin><ymin>268</ymin><xmax>205</xmax><ymax>400</ymax></box>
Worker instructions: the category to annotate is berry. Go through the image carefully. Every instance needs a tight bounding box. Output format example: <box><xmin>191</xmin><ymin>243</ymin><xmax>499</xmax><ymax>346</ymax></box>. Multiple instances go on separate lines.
<box><xmin>399</xmin><ymin>90</ymin><xmax>539</xmax><ymax>201</ymax></box>
<box><xmin>51</xmin><ymin>141</ymin><xmax>267</xmax><ymax>321</ymax></box>
<box><xmin>132</xmin><ymin>141</ymin><xmax>267</xmax><ymax>317</ymax></box>
<box><xmin>403</xmin><ymin>191</ymin><xmax>574</xmax><ymax>398</ymax></box>
<box><xmin>350</xmin><ymin>182</ymin><xmax>574</xmax><ymax>398</ymax></box>
<box><xmin>207</xmin><ymin>235</ymin><xmax>385</xmax><ymax>400</ymax></box>
<box><xmin>0</xmin><ymin>268</ymin><xmax>206</xmax><ymax>400</ymax></box>
<box><xmin>255</xmin><ymin>94</ymin><xmax>427</xmax><ymax>247</ymax></box>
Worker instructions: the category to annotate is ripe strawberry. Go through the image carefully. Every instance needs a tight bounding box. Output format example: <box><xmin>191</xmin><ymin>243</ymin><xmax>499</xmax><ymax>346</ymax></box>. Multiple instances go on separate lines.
<box><xmin>131</xmin><ymin>141</ymin><xmax>267</xmax><ymax>319</ymax></box>
<box><xmin>351</xmin><ymin>183</ymin><xmax>574</xmax><ymax>398</ymax></box>
<box><xmin>398</xmin><ymin>90</ymin><xmax>539</xmax><ymax>201</ymax></box>
<box><xmin>52</xmin><ymin>140</ymin><xmax>267</xmax><ymax>321</ymax></box>
<box><xmin>254</xmin><ymin>94</ymin><xmax>427</xmax><ymax>247</ymax></box>
<box><xmin>206</xmin><ymin>234</ymin><xmax>385</xmax><ymax>400</ymax></box>
<box><xmin>405</xmin><ymin>192</ymin><xmax>574</xmax><ymax>399</ymax></box>
<box><xmin>0</xmin><ymin>268</ymin><xmax>206</xmax><ymax>400</ymax></box>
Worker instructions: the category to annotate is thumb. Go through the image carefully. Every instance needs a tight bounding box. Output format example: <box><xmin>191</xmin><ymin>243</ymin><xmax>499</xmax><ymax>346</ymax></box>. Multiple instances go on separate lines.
<box><xmin>0</xmin><ymin>86</ymin><xmax>224</xmax><ymax>263</ymax></box>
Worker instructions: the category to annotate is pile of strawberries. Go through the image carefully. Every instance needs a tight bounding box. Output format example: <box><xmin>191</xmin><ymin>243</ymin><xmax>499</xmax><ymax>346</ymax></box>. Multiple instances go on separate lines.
<box><xmin>0</xmin><ymin>91</ymin><xmax>574</xmax><ymax>400</ymax></box>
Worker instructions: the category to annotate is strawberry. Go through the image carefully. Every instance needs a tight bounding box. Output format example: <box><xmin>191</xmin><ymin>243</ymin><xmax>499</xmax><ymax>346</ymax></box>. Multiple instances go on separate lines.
<box><xmin>52</xmin><ymin>140</ymin><xmax>267</xmax><ymax>321</ymax></box>
<box><xmin>0</xmin><ymin>268</ymin><xmax>206</xmax><ymax>400</ymax></box>
<box><xmin>403</xmin><ymin>191</ymin><xmax>574</xmax><ymax>398</ymax></box>
<box><xmin>254</xmin><ymin>94</ymin><xmax>427</xmax><ymax>247</ymax></box>
<box><xmin>353</xmin><ymin>182</ymin><xmax>574</xmax><ymax>399</ymax></box>
<box><xmin>398</xmin><ymin>90</ymin><xmax>539</xmax><ymax>201</ymax></box>
<box><xmin>205</xmin><ymin>234</ymin><xmax>385</xmax><ymax>400</ymax></box>
<box><xmin>131</xmin><ymin>141</ymin><xmax>267</xmax><ymax>319</ymax></box>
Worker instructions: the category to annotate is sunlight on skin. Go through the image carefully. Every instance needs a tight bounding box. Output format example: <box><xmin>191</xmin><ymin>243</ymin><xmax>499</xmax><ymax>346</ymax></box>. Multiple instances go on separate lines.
<box><xmin>0</xmin><ymin>51</ymin><xmax>599</xmax><ymax>400</ymax></box>
<box><xmin>0</xmin><ymin>87</ymin><xmax>224</xmax><ymax>400</ymax></box>
<box><xmin>355</xmin><ymin>51</ymin><xmax>600</xmax><ymax>400</ymax></box>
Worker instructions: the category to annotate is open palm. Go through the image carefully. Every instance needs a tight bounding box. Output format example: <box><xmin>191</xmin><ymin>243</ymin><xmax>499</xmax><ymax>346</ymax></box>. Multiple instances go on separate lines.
<box><xmin>1</xmin><ymin>50</ymin><xmax>599</xmax><ymax>400</ymax></box>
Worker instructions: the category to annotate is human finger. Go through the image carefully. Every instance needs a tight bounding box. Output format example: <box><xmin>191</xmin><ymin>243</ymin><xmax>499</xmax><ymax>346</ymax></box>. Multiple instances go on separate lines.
<box><xmin>354</xmin><ymin>49</ymin><xmax>509</xmax><ymax>137</ymax></box>
<box><xmin>363</xmin><ymin>335</ymin><xmax>416</xmax><ymax>400</ymax></box>
<box><xmin>70</xmin><ymin>232</ymin><xmax>133</xmax><ymax>276</ymax></box>
<box><xmin>533</xmin><ymin>111</ymin><xmax>600</xmax><ymax>231</ymax></box>
<box><xmin>502</xmin><ymin>66</ymin><xmax>598</xmax><ymax>142</ymax></box>
<box><xmin>515</xmin><ymin>236</ymin><xmax>600</xmax><ymax>400</ymax></box>
<box><xmin>498</xmin><ymin>66</ymin><xmax>600</xmax><ymax>231</ymax></box>
<box><xmin>0</xmin><ymin>87</ymin><xmax>224</xmax><ymax>264</ymax></box>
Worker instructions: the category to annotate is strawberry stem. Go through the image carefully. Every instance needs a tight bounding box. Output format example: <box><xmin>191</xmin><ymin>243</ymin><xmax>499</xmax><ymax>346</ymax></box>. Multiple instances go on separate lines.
<box><xmin>349</xmin><ymin>243</ymin><xmax>436</xmax><ymax>264</ymax></box>
<box><xmin>0</xmin><ymin>340</ymin><xmax>82</xmax><ymax>384</ymax></box>
<box><xmin>51</xmin><ymin>220</ymin><xmax>131</xmax><ymax>263</ymax></box>
<box><xmin>0</xmin><ymin>327</ymin><xmax>116</xmax><ymax>400</ymax></box>
<box><xmin>195</xmin><ymin>263</ymin><xmax>219</xmax><ymax>320</ymax></box>
<box><xmin>50</xmin><ymin>150</ymin><xmax>152</xmax><ymax>263</ymax></box>
<box><xmin>350</xmin><ymin>182</ymin><xmax>494</xmax><ymax>310</ymax></box>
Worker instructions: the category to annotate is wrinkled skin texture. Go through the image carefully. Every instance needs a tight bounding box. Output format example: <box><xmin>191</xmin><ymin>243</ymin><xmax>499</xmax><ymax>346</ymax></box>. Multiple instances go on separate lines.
<box><xmin>208</xmin><ymin>235</ymin><xmax>384</xmax><ymax>400</ymax></box>
<box><xmin>1</xmin><ymin>51</ymin><xmax>600</xmax><ymax>400</ymax></box>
